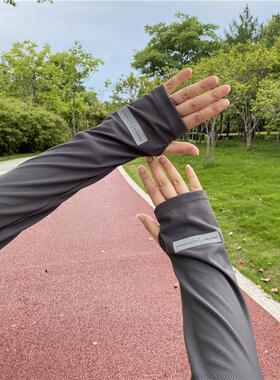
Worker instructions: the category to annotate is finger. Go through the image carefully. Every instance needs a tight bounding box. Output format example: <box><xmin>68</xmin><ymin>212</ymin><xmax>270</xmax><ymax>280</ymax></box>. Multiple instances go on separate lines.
<box><xmin>170</xmin><ymin>75</ymin><xmax>220</xmax><ymax>106</ymax></box>
<box><xmin>158</xmin><ymin>155</ymin><xmax>189</xmax><ymax>194</ymax></box>
<box><xmin>186</xmin><ymin>164</ymin><xmax>203</xmax><ymax>191</ymax></box>
<box><xmin>163</xmin><ymin>141</ymin><xmax>199</xmax><ymax>156</ymax></box>
<box><xmin>183</xmin><ymin>99</ymin><xmax>230</xmax><ymax>130</ymax></box>
<box><xmin>136</xmin><ymin>213</ymin><xmax>160</xmax><ymax>242</ymax></box>
<box><xmin>138</xmin><ymin>165</ymin><xmax>165</xmax><ymax>206</ymax></box>
<box><xmin>163</xmin><ymin>67</ymin><xmax>193</xmax><ymax>95</ymax></box>
<box><xmin>146</xmin><ymin>156</ymin><xmax>177</xmax><ymax>199</ymax></box>
<box><xmin>177</xmin><ymin>84</ymin><xmax>231</xmax><ymax>117</ymax></box>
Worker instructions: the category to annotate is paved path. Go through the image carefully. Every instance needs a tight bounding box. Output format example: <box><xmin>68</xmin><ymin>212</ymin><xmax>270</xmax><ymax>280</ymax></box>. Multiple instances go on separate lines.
<box><xmin>0</xmin><ymin>157</ymin><xmax>32</xmax><ymax>174</ymax></box>
<box><xmin>0</xmin><ymin>164</ymin><xmax>279</xmax><ymax>379</ymax></box>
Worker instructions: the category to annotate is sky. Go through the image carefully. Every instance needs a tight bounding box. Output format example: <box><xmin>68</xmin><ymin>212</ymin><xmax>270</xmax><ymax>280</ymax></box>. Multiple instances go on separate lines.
<box><xmin>0</xmin><ymin>1</ymin><xmax>279</xmax><ymax>100</ymax></box>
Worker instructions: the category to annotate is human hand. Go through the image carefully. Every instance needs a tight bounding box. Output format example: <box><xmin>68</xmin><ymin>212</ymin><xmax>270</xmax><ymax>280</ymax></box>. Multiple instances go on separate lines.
<box><xmin>162</xmin><ymin>67</ymin><xmax>231</xmax><ymax>156</ymax></box>
<box><xmin>136</xmin><ymin>155</ymin><xmax>203</xmax><ymax>242</ymax></box>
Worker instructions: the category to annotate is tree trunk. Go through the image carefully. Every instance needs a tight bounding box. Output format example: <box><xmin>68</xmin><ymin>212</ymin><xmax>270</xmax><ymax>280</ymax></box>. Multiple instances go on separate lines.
<box><xmin>206</xmin><ymin>133</ymin><xmax>211</xmax><ymax>163</ymax></box>
<box><xmin>226</xmin><ymin>120</ymin><xmax>230</xmax><ymax>139</ymax></box>
<box><xmin>246</xmin><ymin>129</ymin><xmax>252</xmax><ymax>150</ymax></box>
<box><xmin>205</xmin><ymin>120</ymin><xmax>216</xmax><ymax>164</ymax></box>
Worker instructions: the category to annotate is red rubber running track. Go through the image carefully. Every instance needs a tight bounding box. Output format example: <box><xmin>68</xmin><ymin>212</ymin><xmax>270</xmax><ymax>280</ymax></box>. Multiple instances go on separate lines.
<box><xmin>0</xmin><ymin>168</ymin><xmax>279</xmax><ymax>379</ymax></box>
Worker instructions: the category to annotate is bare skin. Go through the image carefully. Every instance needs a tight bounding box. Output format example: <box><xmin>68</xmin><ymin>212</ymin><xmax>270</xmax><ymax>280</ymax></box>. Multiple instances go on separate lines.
<box><xmin>136</xmin><ymin>155</ymin><xmax>203</xmax><ymax>241</ymax></box>
<box><xmin>161</xmin><ymin>67</ymin><xmax>230</xmax><ymax>156</ymax></box>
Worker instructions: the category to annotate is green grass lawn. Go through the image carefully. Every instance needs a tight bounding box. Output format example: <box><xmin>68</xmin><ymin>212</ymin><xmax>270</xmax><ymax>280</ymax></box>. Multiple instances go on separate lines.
<box><xmin>124</xmin><ymin>139</ymin><xmax>280</xmax><ymax>303</ymax></box>
<box><xmin>0</xmin><ymin>152</ymin><xmax>40</xmax><ymax>162</ymax></box>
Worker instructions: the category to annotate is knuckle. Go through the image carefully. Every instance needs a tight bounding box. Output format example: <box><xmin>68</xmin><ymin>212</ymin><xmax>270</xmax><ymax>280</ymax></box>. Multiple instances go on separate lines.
<box><xmin>212</xmin><ymin>91</ymin><xmax>220</xmax><ymax>102</ymax></box>
<box><xmin>177</xmin><ymin>72</ymin><xmax>185</xmax><ymax>81</ymax></box>
<box><xmin>165</xmin><ymin>80</ymin><xmax>173</xmax><ymax>90</ymax></box>
<box><xmin>149</xmin><ymin>186</ymin><xmax>158</xmax><ymax>195</ymax></box>
<box><xmin>181</xmin><ymin>90</ymin><xmax>190</xmax><ymax>100</ymax></box>
<box><xmin>189</xmin><ymin>101</ymin><xmax>197</xmax><ymax>111</ymax></box>
<box><xmin>200</xmin><ymin>80</ymin><xmax>208</xmax><ymax>90</ymax></box>
<box><xmin>194</xmin><ymin>112</ymin><xmax>203</xmax><ymax>124</ymax></box>
<box><xmin>212</xmin><ymin>103</ymin><xmax>221</xmax><ymax>114</ymax></box>
<box><xmin>158</xmin><ymin>180</ymin><xmax>167</xmax><ymax>188</ymax></box>
<box><xmin>171</xmin><ymin>177</ymin><xmax>181</xmax><ymax>186</ymax></box>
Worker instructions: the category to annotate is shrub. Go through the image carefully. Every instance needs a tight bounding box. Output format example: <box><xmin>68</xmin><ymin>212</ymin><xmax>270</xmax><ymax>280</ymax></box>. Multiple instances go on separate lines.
<box><xmin>0</xmin><ymin>96</ymin><xmax>71</xmax><ymax>155</ymax></box>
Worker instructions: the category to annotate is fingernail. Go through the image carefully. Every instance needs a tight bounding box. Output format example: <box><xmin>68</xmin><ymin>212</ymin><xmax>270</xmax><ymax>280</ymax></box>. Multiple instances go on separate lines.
<box><xmin>225</xmin><ymin>84</ymin><xmax>231</xmax><ymax>92</ymax></box>
<box><xmin>138</xmin><ymin>166</ymin><xmax>145</xmax><ymax>174</ymax></box>
<box><xmin>147</xmin><ymin>156</ymin><xmax>154</xmax><ymax>163</ymax></box>
<box><xmin>211</xmin><ymin>75</ymin><xmax>219</xmax><ymax>85</ymax></box>
<box><xmin>222</xmin><ymin>99</ymin><xmax>230</xmax><ymax>107</ymax></box>
<box><xmin>159</xmin><ymin>155</ymin><xmax>166</xmax><ymax>164</ymax></box>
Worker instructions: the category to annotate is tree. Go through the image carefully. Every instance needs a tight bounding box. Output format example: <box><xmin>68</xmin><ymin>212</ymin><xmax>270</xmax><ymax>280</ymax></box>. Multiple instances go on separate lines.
<box><xmin>0</xmin><ymin>41</ymin><xmax>104</xmax><ymax>134</ymax></box>
<box><xmin>260</xmin><ymin>14</ymin><xmax>280</xmax><ymax>48</ymax></box>
<box><xmin>0</xmin><ymin>41</ymin><xmax>52</xmax><ymax>104</ymax></box>
<box><xmin>253</xmin><ymin>78</ymin><xmax>280</xmax><ymax>142</ymax></box>
<box><xmin>189</xmin><ymin>39</ymin><xmax>280</xmax><ymax>151</ymax></box>
<box><xmin>49</xmin><ymin>41</ymin><xmax>103</xmax><ymax>134</ymax></box>
<box><xmin>224</xmin><ymin>4</ymin><xmax>262</xmax><ymax>45</ymax></box>
<box><xmin>187</xmin><ymin>53</ymin><xmax>230</xmax><ymax>162</ymax></box>
<box><xmin>131</xmin><ymin>12</ymin><xmax>220</xmax><ymax>78</ymax></box>
<box><xmin>217</xmin><ymin>43</ymin><xmax>279</xmax><ymax>149</ymax></box>
<box><xmin>107</xmin><ymin>72</ymin><xmax>154</xmax><ymax>105</ymax></box>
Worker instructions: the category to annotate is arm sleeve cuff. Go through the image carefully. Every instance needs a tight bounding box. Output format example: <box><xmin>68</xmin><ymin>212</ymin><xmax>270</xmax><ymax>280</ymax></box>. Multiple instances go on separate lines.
<box><xmin>154</xmin><ymin>190</ymin><xmax>263</xmax><ymax>379</ymax></box>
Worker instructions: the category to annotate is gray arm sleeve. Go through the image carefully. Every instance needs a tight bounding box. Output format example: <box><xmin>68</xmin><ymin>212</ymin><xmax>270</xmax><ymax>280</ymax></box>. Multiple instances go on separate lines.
<box><xmin>0</xmin><ymin>83</ymin><xmax>187</xmax><ymax>250</ymax></box>
<box><xmin>154</xmin><ymin>190</ymin><xmax>263</xmax><ymax>380</ymax></box>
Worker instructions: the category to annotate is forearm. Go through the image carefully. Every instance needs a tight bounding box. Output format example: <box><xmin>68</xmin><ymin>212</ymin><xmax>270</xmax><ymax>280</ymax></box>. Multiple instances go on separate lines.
<box><xmin>0</xmin><ymin>84</ymin><xmax>186</xmax><ymax>250</ymax></box>
<box><xmin>154</xmin><ymin>190</ymin><xmax>263</xmax><ymax>379</ymax></box>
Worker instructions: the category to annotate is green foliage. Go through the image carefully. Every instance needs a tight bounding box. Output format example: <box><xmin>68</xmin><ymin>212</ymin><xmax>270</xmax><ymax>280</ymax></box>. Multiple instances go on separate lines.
<box><xmin>0</xmin><ymin>41</ymin><xmax>52</xmax><ymax>104</ymax></box>
<box><xmin>0</xmin><ymin>40</ymin><xmax>104</xmax><ymax>134</ymax></box>
<box><xmin>253</xmin><ymin>78</ymin><xmax>280</xmax><ymax>132</ymax></box>
<box><xmin>132</xmin><ymin>12</ymin><xmax>220</xmax><ymax>77</ymax></box>
<box><xmin>224</xmin><ymin>4</ymin><xmax>263</xmax><ymax>45</ymax></box>
<box><xmin>1</xmin><ymin>5</ymin><xmax>280</xmax><ymax>155</ymax></box>
<box><xmin>106</xmin><ymin>72</ymin><xmax>157</xmax><ymax>106</ymax></box>
<box><xmin>260</xmin><ymin>14</ymin><xmax>280</xmax><ymax>48</ymax></box>
<box><xmin>0</xmin><ymin>95</ymin><xmax>70</xmax><ymax>154</ymax></box>
<box><xmin>186</xmin><ymin>40</ymin><xmax>280</xmax><ymax>150</ymax></box>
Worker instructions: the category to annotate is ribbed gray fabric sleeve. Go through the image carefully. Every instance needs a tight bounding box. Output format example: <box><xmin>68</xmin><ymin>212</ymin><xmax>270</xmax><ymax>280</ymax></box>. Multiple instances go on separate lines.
<box><xmin>0</xmin><ymin>83</ymin><xmax>187</xmax><ymax>250</ymax></box>
<box><xmin>154</xmin><ymin>190</ymin><xmax>263</xmax><ymax>380</ymax></box>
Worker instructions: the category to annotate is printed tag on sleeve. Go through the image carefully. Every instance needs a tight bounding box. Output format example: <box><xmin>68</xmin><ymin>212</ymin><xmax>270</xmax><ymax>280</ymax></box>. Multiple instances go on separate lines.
<box><xmin>173</xmin><ymin>231</ymin><xmax>222</xmax><ymax>254</ymax></box>
<box><xmin>117</xmin><ymin>106</ymin><xmax>148</xmax><ymax>146</ymax></box>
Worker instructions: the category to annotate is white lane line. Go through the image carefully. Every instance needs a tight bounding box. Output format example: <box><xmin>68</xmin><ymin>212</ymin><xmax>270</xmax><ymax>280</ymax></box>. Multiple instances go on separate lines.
<box><xmin>118</xmin><ymin>165</ymin><xmax>280</xmax><ymax>322</ymax></box>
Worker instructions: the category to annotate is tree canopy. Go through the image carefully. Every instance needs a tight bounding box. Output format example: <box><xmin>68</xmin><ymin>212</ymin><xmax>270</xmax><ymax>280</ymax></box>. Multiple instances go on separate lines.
<box><xmin>1</xmin><ymin>4</ymin><xmax>280</xmax><ymax>157</ymax></box>
<box><xmin>131</xmin><ymin>12</ymin><xmax>220</xmax><ymax>77</ymax></box>
<box><xmin>224</xmin><ymin>4</ymin><xmax>263</xmax><ymax>44</ymax></box>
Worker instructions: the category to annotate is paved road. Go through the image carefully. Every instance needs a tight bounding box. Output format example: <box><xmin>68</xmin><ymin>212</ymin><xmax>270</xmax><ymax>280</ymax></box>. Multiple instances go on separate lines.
<box><xmin>0</xmin><ymin>165</ymin><xmax>279</xmax><ymax>379</ymax></box>
<box><xmin>0</xmin><ymin>157</ymin><xmax>33</xmax><ymax>175</ymax></box>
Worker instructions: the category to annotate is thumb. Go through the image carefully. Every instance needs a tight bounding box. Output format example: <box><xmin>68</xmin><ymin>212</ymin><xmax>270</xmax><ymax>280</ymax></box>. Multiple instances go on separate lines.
<box><xmin>163</xmin><ymin>141</ymin><xmax>199</xmax><ymax>156</ymax></box>
<box><xmin>136</xmin><ymin>213</ymin><xmax>160</xmax><ymax>242</ymax></box>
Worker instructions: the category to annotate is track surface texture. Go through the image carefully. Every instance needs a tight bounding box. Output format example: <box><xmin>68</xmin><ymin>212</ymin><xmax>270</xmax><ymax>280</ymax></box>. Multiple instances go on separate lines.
<box><xmin>1</xmin><ymin>168</ymin><xmax>279</xmax><ymax>380</ymax></box>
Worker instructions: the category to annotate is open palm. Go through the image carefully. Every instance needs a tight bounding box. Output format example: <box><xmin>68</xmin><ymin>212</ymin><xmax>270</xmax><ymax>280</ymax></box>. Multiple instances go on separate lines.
<box><xmin>162</xmin><ymin>67</ymin><xmax>230</xmax><ymax>156</ymax></box>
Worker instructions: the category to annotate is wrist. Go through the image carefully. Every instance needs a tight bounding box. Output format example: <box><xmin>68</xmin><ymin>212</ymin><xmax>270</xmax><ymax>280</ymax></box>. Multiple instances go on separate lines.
<box><xmin>108</xmin><ymin>84</ymin><xmax>187</xmax><ymax>157</ymax></box>
<box><xmin>154</xmin><ymin>190</ymin><xmax>224</xmax><ymax>256</ymax></box>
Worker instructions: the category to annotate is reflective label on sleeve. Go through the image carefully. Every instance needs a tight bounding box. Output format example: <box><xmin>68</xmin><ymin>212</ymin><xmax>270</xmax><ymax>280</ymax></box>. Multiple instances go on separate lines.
<box><xmin>173</xmin><ymin>231</ymin><xmax>222</xmax><ymax>253</ymax></box>
<box><xmin>117</xmin><ymin>106</ymin><xmax>148</xmax><ymax>145</ymax></box>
